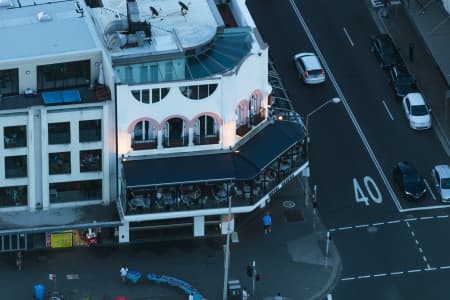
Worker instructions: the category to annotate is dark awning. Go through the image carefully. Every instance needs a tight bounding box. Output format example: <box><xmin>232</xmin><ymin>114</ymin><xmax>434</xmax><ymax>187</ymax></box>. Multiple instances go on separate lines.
<box><xmin>123</xmin><ymin>120</ymin><xmax>305</xmax><ymax>188</ymax></box>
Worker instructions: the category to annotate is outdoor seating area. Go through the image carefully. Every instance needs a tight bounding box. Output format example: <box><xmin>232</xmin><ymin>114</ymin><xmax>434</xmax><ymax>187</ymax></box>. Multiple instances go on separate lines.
<box><xmin>124</xmin><ymin>142</ymin><xmax>305</xmax><ymax>215</ymax></box>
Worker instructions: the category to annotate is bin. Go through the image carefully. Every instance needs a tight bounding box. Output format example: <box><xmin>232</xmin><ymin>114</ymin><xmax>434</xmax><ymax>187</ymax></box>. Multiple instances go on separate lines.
<box><xmin>227</xmin><ymin>279</ymin><xmax>242</xmax><ymax>300</ymax></box>
<box><xmin>33</xmin><ymin>284</ymin><xmax>44</xmax><ymax>300</ymax></box>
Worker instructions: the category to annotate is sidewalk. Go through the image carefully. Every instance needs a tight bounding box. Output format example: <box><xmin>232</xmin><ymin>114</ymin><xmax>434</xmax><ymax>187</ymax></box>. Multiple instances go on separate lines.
<box><xmin>0</xmin><ymin>177</ymin><xmax>341</xmax><ymax>300</ymax></box>
<box><xmin>375</xmin><ymin>1</ymin><xmax>450</xmax><ymax>154</ymax></box>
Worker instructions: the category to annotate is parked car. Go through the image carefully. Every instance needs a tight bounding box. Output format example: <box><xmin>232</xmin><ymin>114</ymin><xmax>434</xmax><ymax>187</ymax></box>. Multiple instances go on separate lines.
<box><xmin>431</xmin><ymin>164</ymin><xmax>450</xmax><ymax>202</ymax></box>
<box><xmin>389</xmin><ymin>64</ymin><xmax>417</xmax><ymax>98</ymax></box>
<box><xmin>393</xmin><ymin>161</ymin><xmax>426</xmax><ymax>200</ymax></box>
<box><xmin>370</xmin><ymin>34</ymin><xmax>402</xmax><ymax>69</ymax></box>
<box><xmin>294</xmin><ymin>52</ymin><xmax>326</xmax><ymax>84</ymax></box>
<box><xmin>402</xmin><ymin>92</ymin><xmax>432</xmax><ymax>130</ymax></box>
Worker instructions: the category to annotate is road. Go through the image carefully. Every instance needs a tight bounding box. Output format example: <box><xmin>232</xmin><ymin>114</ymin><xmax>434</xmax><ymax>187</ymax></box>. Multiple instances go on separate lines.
<box><xmin>247</xmin><ymin>0</ymin><xmax>450</xmax><ymax>298</ymax></box>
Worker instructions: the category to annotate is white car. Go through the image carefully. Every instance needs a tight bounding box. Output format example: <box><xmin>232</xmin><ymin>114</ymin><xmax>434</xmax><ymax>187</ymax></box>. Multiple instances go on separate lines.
<box><xmin>431</xmin><ymin>165</ymin><xmax>450</xmax><ymax>202</ymax></box>
<box><xmin>294</xmin><ymin>52</ymin><xmax>326</xmax><ymax>84</ymax></box>
<box><xmin>402</xmin><ymin>93</ymin><xmax>431</xmax><ymax>130</ymax></box>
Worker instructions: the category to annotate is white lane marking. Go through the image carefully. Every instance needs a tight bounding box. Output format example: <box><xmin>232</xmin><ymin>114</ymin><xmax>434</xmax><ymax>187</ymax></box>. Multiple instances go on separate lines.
<box><xmin>420</xmin><ymin>216</ymin><xmax>434</xmax><ymax>220</ymax></box>
<box><xmin>343</xmin><ymin>27</ymin><xmax>355</xmax><ymax>47</ymax></box>
<box><xmin>388</xmin><ymin>220</ymin><xmax>401</xmax><ymax>224</ymax></box>
<box><xmin>422</xmin><ymin>256</ymin><xmax>428</xmax><ymax>262</ymax></box>
<box><xmin>437</xmin><ymin>215</ymin><xmax>449</xmax><ymax>218</ymax></box>
<box><xmin>415</xmin><ymin>240</ymin><xmax>419</xmax><ymax>245</ymax></box>
<box><xmin>407</xmin><ymin>269</ymin><xmax>421</xmax><ymax>273</ymax></box>
<box><xmin>410</xmin><ymin>231</ymin><xmax>415</xmax><ymax>237</ymax></box>
<box><xmin>427</xmin><ymin>264</ymin><xmax>431</xmax><ymax>269</ymax></box>
<box><xmin>373</xmin><ymin>273</ymin><xmax>387</xmax><ymax>277</ymax></box>
<box><xmin>355</xmin><ymin>224</ymin><xmax>369</xmax><ymax>228</ymax></box>
<box><xmin>357</xmin><ymin>275</ymin><xmax>371</xmax><ymax>279</ymax></box>
<box><xmin>404</xmin><ymin>218</ymin><xmax>417</xmax><ymax>222</ymax></box>
<box><xmin>288</xmin><ymin>0</ymin><xmax>401</xmax><ymax>212</ymax></box>
<box><xmin>329</xmin><ymin>228</ymin><xmax>336</xmax><ymax>232</ymax></box>
<box><xmin>341</xmin><ymin>277</ymin><xmax>355</xmax><ymax>281</ymax></box>
<box><xmin>382</xmin><ymin>100</ymin><xmax>394</xmax><ymax>120</ymax></box>
<box><xmin>327</xmin><ymin>294</ymin><xmax>333</xmax><ymax>300</ymax></box>
<box><xmin>372</xmin><ymin>222</ymin><xmax>385</xmax><ymax>226</ymax></box>
<box><xmin>418</xmin><ymin>247</ymin><xmax>423</xmax><ymax>253</ymax></box>
<box><xmin>405</xmin><ymin>222</ymin><xmax>411</xmax><ymax>227</ymax></box>
<box><xmin>390</xmin><ymin>271</ymin><xmax>404</xmax><ymax>275</ymax></box>
<box><xmin>440</xmin><ymin>266</ymin><xmax>450</xmax><ymax>269</ymax></box>
<box><xmin>337</xmin><ymin>226</ymin><xmax>353</xmax><ymax>231</ymax></box>
<box><xmin>424</xmin><ymin>178</ymin><xmax>436</xmax><ymax>201</ymax></box>
<box><xmin>425</xmin><ymin>267</ymin><xmax>436</xmax><ymax>271</ymax></box>
<box><xmin>401</xmin><ymin>204</ymin><xmax>450</xmax><ymax>212</ymax></box>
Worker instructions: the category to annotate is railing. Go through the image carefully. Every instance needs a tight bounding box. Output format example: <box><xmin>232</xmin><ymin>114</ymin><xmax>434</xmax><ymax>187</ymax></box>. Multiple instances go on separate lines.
<box><xmin>162</xmin><ymin>135</ymin><xmax>189</xmax><ymax>148</ymax></box>
<box><xmin>193</xmin><ymin>135</ymin><xmax>219</xmax><ymax>145</ymax></box>
<box><xmin>132</xmin><ymin>139</ymin><xmax>158</xmax><ymax>150</ymax></box>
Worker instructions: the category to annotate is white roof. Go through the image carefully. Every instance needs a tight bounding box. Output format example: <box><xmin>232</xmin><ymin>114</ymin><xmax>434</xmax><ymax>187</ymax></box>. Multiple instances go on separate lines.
<box><xmin>406</xmin><ymin>92</ymin><xmax>426</xmax><ymax>105</ymax></box>
<box><xmin>0</xmin><ymin>0</ymin><xmax>98</xmax><ymax>61</ymax></box>
<box><xmin>93</xmin><ymin>0</ymin><xmax>219</xmax><ymax>56</ymax></box>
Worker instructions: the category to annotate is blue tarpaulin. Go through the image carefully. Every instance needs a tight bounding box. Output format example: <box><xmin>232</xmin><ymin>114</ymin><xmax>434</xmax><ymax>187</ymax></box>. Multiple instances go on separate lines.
<box><xmin>42</xmin><ymin>90</ymin><xmax>81</xmax><ymax>105</ymax></box>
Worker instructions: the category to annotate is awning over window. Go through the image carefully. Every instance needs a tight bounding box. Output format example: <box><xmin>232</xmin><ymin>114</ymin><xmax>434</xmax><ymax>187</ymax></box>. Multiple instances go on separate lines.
<box><xmin>123</xmin><ymin>121</ymin><xmax>305</xmax><ymax>189</ymax></box>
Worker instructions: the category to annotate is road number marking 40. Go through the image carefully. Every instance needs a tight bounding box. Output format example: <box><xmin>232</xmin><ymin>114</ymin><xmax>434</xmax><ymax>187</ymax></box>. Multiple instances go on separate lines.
<box><xmin>353</xmin><ymin>176</ymin><xmax>382</xmax><ymax>205</ymax></box>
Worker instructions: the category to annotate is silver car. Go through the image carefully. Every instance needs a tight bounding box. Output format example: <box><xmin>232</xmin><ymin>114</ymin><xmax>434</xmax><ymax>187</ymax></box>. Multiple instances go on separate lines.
<box><xmin>294</xmin><ymin>52</ymin><xmax>326</xmax><ymax>85</ymax></box>
<box><xmin>431</xmin><ymin>164</ymin><xmax>450</xmax><ymax>202</ymax></box>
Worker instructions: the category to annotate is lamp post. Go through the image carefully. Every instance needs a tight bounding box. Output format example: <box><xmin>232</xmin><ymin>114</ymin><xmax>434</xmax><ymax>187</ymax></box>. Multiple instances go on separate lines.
<box><xmin>304</xmin><ymin>97</ymin><xmax>341</xmax><ymax>159</ymax></box>
<box><xmin>222</xmin><ymin>184</ymin><xmax>233</xmax><ymax>300</ymax></box>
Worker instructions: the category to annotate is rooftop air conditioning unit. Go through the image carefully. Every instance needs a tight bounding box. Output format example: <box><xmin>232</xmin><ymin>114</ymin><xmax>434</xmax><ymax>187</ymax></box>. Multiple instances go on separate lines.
<box><xmin>37</xmin><ymin>11</ymin><xmax>52</xmax><ymax>22</ymax></box>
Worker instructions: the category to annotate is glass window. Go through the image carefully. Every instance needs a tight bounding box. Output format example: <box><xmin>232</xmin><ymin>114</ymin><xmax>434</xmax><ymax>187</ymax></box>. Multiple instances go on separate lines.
<box><xmin>48</xmin><ymin>122</ymin><xmax>70</xmax><ymax>144</ymax></box>
<box><xmin>131</xmin><ymin>90</ymin><xmax>141</xmax><ymax>101</ymax></box>
<box><xmin>79</xmin><ymin>119</ymin><xmax>101</xmax><ymax>142</ymax></box>
<box><xmin>0</xmin><ymin>186</ymin><xmax>27</xmax><ymax>207</ymax></box>
<box><xmin>5</xmin><ymin>155</ymin><xmax>27</xmax><ymax>178</ymax></box>
<box><xmin>0</xmin><ymin>68</ymin><xmax>19</xmax><ymax>96</ymax></box>
<box><xmin>49</xmin><ymin>180</ymin><xmax>102</xmax><ymax>203</ymax></box>
<box><xmin>49</xmin><ymin>152</ymin><xmax>71</xmax><ymax>174</ymax></box>
<box><xmin>37</xmin><ymin>60</ymin><xmax>90</xmax><ymax>91</ymax></box>
<box><xmin>80</xmin><ymin>149</ymin><xmax>102</xmax><ymax>172</ymax></box>
<box><xmin>142</xmin><ymin>89</ymin><xmax>150</xmax><ymax>104</ymax></box>
<box><xmin>179</xmin><ymin>84</ymin><xmax>217</xmax><ymax>100</ymax></box>
<box><xmin>152</xmin><ymin>88</ymin><xmax>160</xmax><ymax>103</ymax></box>
<box><xmin>4</xmin><ymin>125</ymin><xmax>26</xmax><ymax>148</ymax></box>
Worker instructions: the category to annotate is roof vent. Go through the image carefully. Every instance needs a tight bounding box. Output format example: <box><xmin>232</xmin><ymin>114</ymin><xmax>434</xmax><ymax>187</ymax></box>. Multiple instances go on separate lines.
<box><xmin>37</xmin><ymin>11</ymin><xmax>52</xmax><ymax>22</ymax></box>
<box><xmin>0</xmin><ymin>0</ymin><xmax>12</xmax><ymax>8</ymax></box>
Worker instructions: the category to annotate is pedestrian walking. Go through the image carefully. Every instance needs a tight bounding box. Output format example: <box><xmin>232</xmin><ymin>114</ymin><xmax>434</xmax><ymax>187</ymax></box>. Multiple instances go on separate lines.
<box><xmin>120</xmin><ymin>265</ymin><xmax>128</xmax><ymax>283</ymax></box>
<box><xmin>188</xmin><ymin>293</ymin><xmax>194</xmax><ymax>300</ymax></box>
<box><xmin>242</xmin><ymin>287</ymin><xmax>249</xmax><ymax>300</ymax></box>
<box><xmin>262</xmin><ymin>211</ymin><xmax>272</xmax><ymax>235</ymax></box>
<box><xmin>16</xmin><ymin>251</ymin><xmax>22</xmax><ymax>271</ymax></box>
<box><xmin>274</xmin><ymin>292</ymin><xmax>283</xmax><ymax>300</ymax></box>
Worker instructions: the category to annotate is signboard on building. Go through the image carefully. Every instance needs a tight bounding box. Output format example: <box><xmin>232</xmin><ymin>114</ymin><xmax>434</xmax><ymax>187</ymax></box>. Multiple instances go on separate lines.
<box><xmin>50</xmin><ymin>231</ymin><xmax>73</xmax><ymax>248</ymax></box>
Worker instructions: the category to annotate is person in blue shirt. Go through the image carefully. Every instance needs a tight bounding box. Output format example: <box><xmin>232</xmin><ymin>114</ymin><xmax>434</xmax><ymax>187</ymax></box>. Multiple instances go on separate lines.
<box><xmin>262</xmin><ymin>212</ymin><xmax>272</xmax><ymax>235</ymax></box>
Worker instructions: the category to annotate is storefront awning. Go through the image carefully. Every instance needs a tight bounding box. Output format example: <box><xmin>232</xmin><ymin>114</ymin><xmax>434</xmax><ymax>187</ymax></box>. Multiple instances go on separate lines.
<box><xmin>123</xmin><ymin>120</ymin><xmax>305</xmax><ymax>189</ymax></box>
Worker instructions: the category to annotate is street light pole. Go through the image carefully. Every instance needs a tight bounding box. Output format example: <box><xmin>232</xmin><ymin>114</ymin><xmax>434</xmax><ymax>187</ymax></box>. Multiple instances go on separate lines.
<box><xmin>222</xmin><ymin>185</ymin><xmax>233</xmax><ymax>300</ymax></box>
<box><xmin>304</xmin><ymin>97</ymin><xmax>341</xmax><ymax>160</ymax></box>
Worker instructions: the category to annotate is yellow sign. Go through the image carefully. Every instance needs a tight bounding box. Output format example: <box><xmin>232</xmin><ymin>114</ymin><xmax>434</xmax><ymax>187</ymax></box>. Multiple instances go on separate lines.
<box><xmin>51</xmin><ymin>231</ymin><xmax>73</xmax><ymax>248</ymax></box>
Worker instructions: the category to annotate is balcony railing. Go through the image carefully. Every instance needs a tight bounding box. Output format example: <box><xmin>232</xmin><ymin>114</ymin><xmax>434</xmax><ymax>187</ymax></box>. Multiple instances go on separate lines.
<box><xmin>193</xmin><ymin>135</ymin><xmax>219</xmax><ymax>145</ymax></box>
<box><xmin>162</xmin><ymin>135</ymin><xmax>189</xmax><ymax>148</ymax></box>
<box><xmin>132</xmin><ymin>139</ymin><xmax>158</xmax><ymax>150</ymax></box>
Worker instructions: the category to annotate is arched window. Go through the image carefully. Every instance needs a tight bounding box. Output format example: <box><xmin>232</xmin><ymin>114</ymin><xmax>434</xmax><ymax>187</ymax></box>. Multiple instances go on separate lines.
<box><xmin>131</xmin><ymin>120</ymin><xmax>157</xmax><ymax>150</ymax></box>
<box><xmin>163</xmin><ymin>118</ymin><xmax>187</xmax><ymax>148</ymax></box>
<box><xmin>194</xmin><ymin>115</ymin><xmax>219</xmax><ymax>145</ymax></box>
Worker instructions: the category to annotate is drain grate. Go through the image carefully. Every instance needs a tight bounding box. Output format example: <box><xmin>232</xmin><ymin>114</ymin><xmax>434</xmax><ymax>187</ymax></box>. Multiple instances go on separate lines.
<box><xmin>284</xmin><ymin>209</ymin><xmax>304</xmax><ymax>223</ymax></box>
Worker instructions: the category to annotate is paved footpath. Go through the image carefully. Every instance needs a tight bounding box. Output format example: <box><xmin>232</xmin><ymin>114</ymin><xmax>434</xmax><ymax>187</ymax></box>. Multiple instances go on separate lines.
<box><xmin>0</xmin><ymin>178</ymin><xmax>340</xmax><ymax>300</ymax></box>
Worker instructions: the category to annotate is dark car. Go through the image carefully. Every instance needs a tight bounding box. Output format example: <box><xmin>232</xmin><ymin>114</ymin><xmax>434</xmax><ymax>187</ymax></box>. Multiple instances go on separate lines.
<box><xmin>393</xmin><ymin>161</ymin><xmax>426</xmax><ymax>200</ymax></box>
<box><xmin>371</xmin><ymin>34</ymin><xmax>402</xmax><ymax>69</ymax></box>
<box><xmin>389</xmin><ymin>65</ymin><xmax>417</xmax><ymax>98</ymax></box>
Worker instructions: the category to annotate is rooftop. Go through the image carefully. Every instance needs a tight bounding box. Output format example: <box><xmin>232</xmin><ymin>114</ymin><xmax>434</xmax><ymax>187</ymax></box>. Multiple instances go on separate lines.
<box><xmin>0</xmin><ymin>0</ymin><xmax>98</xmax><ymax>62</ymax></box>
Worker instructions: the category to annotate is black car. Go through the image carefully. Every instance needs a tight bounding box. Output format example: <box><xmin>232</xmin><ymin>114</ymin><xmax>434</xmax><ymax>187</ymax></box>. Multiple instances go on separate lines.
<box><xmin>393</xmin><ymin>161</ymin><xmax>426</xmax><ymax>200</ymax></box>
<box><xmin>389</xmin><ymin>65</ymin><xmax>417</xmax><ymax>98</ymax></box>
<box><xmin>370</xmin><ymin>34</ymin><xmax>402</xmax><ymax>69</ymax></box>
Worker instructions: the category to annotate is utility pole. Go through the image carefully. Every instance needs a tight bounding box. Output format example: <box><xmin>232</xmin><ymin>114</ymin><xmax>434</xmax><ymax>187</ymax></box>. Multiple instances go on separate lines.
<box><xmin>222</xmin><ymin>190</ymin><xmax>232</xmax><ymax>300</ymax></box>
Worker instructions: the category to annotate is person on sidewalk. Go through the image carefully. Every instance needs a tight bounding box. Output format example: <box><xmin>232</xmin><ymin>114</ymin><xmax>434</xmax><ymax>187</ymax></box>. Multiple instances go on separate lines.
<box><xmin>120</xmin><ymin>265</ymin><xmax>128</xmax><ymax>283</ymax></box>
<box><xmin>262</xmin><ymin>211</ymin><xmax>272</xmax><ymax>235</ymax></box>
<box><xmin>16</xmin><ymin>251</ymin><xmax>22</xmax><ymax>271</ymax></box>
<box><xmin>242</xmin><ymin>287</ymin><xmax>249</xmax><ymax>300</ymax></box>
<box><xmin>188</xmin><ymin>293</ymin><xmax>194</xmax><ymax>300</ymax></box>
<box><xmin>274</xmin><ymin>292</ymin><xmax>283</xmax><ymax>300</ymax></box>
